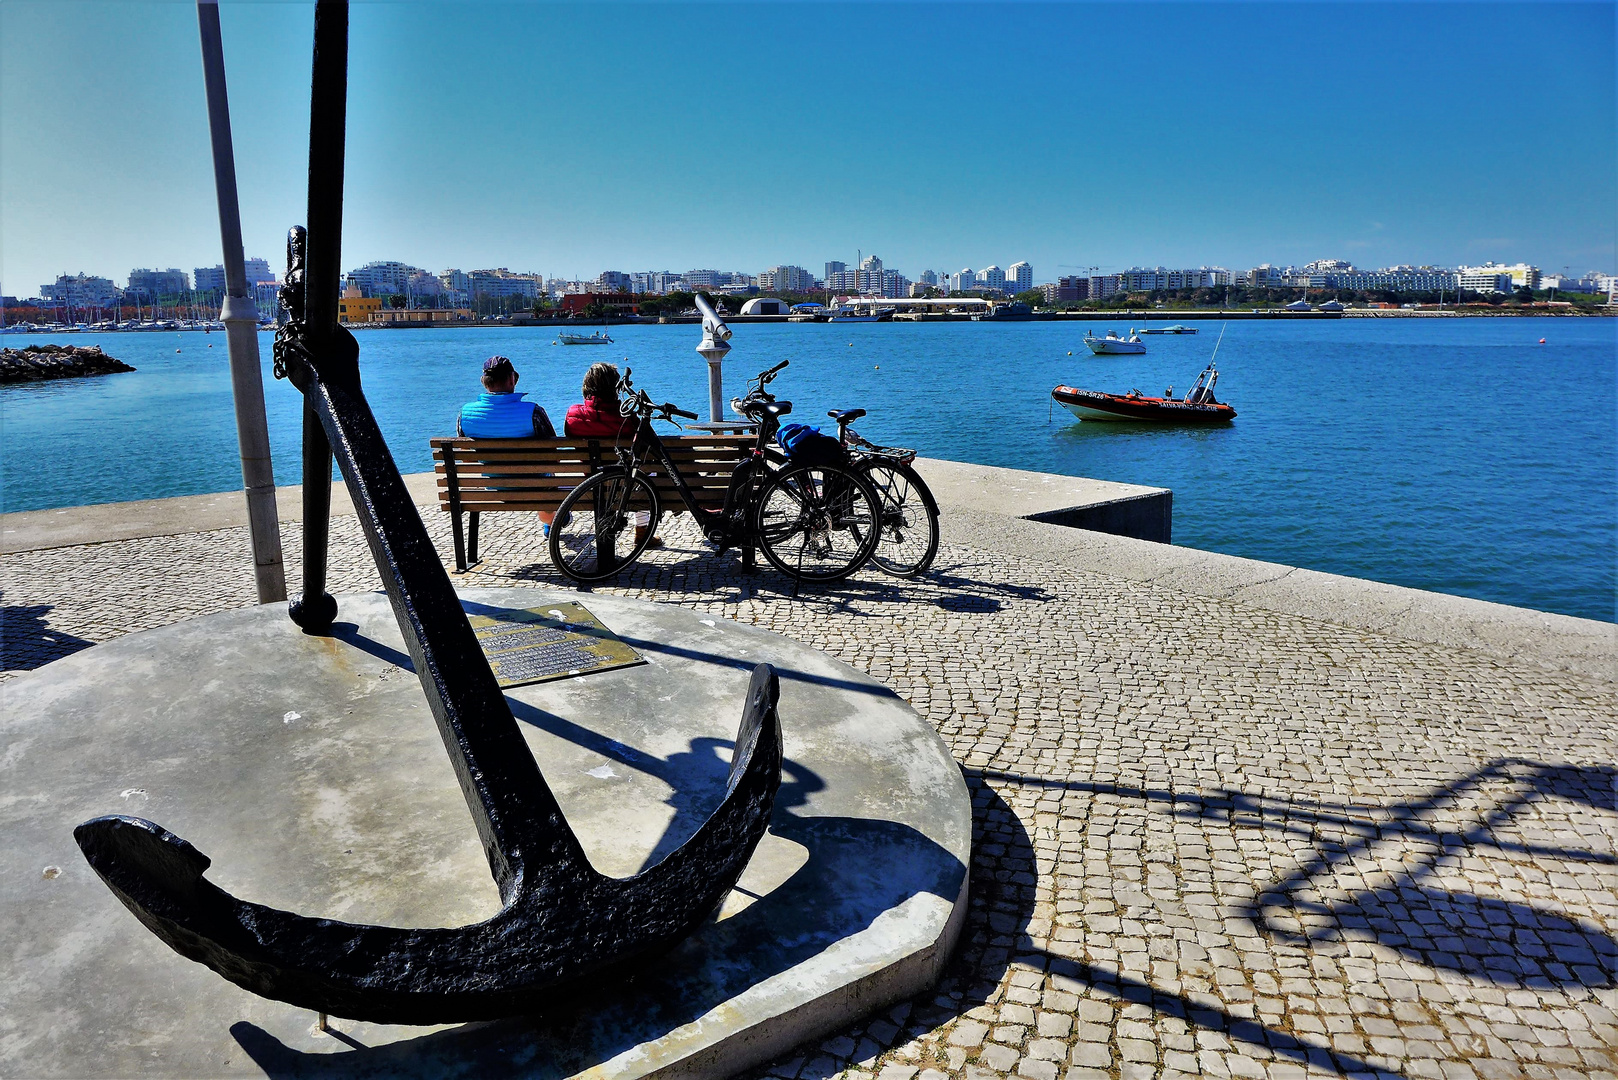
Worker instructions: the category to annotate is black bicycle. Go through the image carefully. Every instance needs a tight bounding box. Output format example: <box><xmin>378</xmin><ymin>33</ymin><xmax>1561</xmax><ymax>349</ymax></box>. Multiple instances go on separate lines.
<box><xmin>827</xmin><ymin>409</ymin><xmax>941</xmax><ymax>577</ymax></box>
<box><xmin>549</xmin><ymin>362</ymin><xmax>883</xmax><ymax>584</ymax></box>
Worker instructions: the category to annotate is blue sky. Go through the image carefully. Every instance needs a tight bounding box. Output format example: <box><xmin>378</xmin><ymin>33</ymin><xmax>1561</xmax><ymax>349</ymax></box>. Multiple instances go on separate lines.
<box><xmin>2</xmin><ymin>1</ymin><xmax>1613</xmax><ymax>294</ymax></box>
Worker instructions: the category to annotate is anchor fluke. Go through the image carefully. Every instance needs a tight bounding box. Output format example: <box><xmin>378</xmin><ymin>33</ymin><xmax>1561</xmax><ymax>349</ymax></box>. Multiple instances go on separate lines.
<box><xmin>74</xmin><ymin>665</ymin><xmax>783</xmax><ymax>1024</ymax></box>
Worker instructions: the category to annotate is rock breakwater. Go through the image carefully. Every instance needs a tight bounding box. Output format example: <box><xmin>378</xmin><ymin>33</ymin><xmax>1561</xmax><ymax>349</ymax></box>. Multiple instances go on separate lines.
<box><xmin>0</xmin><ymin>344</ymin><xmax>136</xmax><ymax>384</ymax></box>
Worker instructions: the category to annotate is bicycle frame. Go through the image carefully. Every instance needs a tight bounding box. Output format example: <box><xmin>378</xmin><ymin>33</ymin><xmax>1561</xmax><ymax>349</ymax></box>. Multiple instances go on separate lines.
<box><xmin>616</xmin><ymin>408</ymin><xmax>782</xmax><ymax>551</ymax></box>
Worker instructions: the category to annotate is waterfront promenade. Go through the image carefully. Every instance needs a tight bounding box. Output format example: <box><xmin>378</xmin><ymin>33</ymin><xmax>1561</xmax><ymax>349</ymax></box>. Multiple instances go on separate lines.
<box><xmin>2</xmin><ymin>460</ymin><xmax>1615</xmax><ymax>1079</ymax></box>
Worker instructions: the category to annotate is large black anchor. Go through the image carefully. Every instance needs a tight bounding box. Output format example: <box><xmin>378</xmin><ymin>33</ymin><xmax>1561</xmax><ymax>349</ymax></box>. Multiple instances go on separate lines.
<box><xmin>74</xmin><ymin>0</ymin><xmax>782</xmax><ymax>1025</ymax></box>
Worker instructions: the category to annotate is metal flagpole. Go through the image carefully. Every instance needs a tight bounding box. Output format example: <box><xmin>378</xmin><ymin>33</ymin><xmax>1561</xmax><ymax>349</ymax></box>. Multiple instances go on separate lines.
<box><xmin>196</xmin><ymin>0</ymin><xmax>286</xmax><ymax>602</ymax></box>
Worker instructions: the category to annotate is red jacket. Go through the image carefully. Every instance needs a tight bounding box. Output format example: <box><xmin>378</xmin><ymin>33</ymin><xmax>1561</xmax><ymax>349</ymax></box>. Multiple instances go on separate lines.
<box><xmin>564</xmin><ymin>399</ymin><xmax>638</xmax><ymax>439</ymax></box>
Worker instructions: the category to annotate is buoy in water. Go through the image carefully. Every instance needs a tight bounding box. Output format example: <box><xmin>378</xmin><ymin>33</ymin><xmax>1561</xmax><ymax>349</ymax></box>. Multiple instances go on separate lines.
<box><xmin>1067</xmin><ymin>351</ymin><xmax>1073</xmax><ymax>356</ymax></box>
<box><xmin>1539</xmin><ymin>337</ymin><xmax>1546</xmax><ymax>344</ymax></box>
<box><xmin>874</xmin><ymin>365</ymin><xmax>880</xmax><ymax>370</ymax></box>
<box><xmin>176</xmin><ymin>348</ymin><xmax>181</xmax><ymax>353</ymax></box>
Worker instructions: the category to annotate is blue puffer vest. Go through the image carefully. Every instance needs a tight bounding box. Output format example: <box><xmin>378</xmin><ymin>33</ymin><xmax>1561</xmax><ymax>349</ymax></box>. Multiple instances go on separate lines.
<box><xmin>458</xmin><ymin>392</ymin><xmax>546</xmax><ymax>438</ymax></box>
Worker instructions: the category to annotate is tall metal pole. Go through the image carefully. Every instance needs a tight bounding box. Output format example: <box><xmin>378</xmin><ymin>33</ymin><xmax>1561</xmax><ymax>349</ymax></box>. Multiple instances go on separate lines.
<box><xmin>196</xmin><ymin>0</ymin><xmax>286</xmax><ymax>603</ymax></box>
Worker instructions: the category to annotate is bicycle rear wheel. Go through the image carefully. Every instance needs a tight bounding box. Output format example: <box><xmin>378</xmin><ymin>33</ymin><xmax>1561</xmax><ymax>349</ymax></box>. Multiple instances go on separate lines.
<box><xmin>548</xmin><ymin>469</ymin><xmax>660</xmax><ymax>583</ymax></box>
<box><xmin>857</xmin><ymin>459</ymin><xmax>940</xmax><ymax>577</ymax></box>
<box><xmin>753</xmin><ymin>463</ymin><xmax>881</xmax><ymax>582</ymax></box>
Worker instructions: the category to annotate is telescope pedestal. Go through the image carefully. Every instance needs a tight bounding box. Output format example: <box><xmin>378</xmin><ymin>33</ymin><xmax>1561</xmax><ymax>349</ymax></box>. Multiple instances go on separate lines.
<box><xmin>1</xmin><ymin>588</ymin><xmax>969</xmax><ymax>1078</ymax></box>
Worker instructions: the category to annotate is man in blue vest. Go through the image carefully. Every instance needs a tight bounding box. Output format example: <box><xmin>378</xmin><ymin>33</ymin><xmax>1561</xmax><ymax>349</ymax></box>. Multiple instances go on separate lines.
<box><xmin>458</xmin><ymin>356</ymin><xmax>555</xmax><ymax>438</ymax></box>
<box><xmin>458</xmin><ymin>356</ymin><xmax>557</xmax><ymax>533</ymax></box>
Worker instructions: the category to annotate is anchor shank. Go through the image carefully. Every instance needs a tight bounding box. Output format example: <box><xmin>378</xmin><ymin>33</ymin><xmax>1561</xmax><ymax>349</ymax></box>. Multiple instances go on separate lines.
<box><xmin>306</xmin><ymin>365</ymin><xmax>590</xmax><ymax>895</ymax></box>
<box><xmin>287</xmin><ymin>0</ymin><xmax>586</xmax><ymax>894</ymax></box>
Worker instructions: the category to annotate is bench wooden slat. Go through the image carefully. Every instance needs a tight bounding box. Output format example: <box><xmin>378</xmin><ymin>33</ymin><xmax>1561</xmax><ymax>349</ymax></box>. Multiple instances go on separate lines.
<box><xmin>431</xmin><ymin>433</ymin><xmax>760</xmax><ymax>570</ymax></box>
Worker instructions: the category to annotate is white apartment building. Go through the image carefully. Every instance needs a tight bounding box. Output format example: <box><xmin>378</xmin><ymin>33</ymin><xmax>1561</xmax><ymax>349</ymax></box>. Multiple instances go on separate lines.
<box><xmin>193</xmin><ymin>266</ymin><xmax>227</xmax><ymax>293</ymax></box>
<box><xmin>346</xmin><ymin>261</ymin><xmax>440</xmax><ymax>298</ymax></box>
<box><xmin>977</xmin><ymin>266</ymin><xmax>1006</xmax><ymax>293</ymax></box>
<box><xmin>1326</xmin><ymin>268</ymin><xmax>1458</xmax><ymax>292</ymax></box>
<box><xmin>950</xmin><ymin>268</ymin><xmax>975</xmax><ymax>293</ymax></box>
<box><xmin>42</xmin><ymin>273</ymin><xmax>120</xmax><ymax>308</ymax></box>
<box><xmin>1008</xmin><ymin>261</ymin><xmax>1033</xmax><ymax>294</ymax></box>
<box><xmin>466</xmin><ymin>268</ymin><xmax>542</xmax><ymax>299</ymax></box>
<box><xmin>125</xmin><ymin>268</ymin><xmax>190</xmax><ymax>297</ymax></box>
<box><xmin>856</xmin><ymin>255</ymin><xmax>885</xmax><ymax>295</ymax></box>
<box><xmin>918</xmin><ymin>270</ymin><xmax>938</xmax><ymax>286</ymax></box>
<box><xmin>759</xmin><ymin>265</ymin><xmax>815</xmax><ymax>293</ymax></box>
<box><xmin>626</xmin><ymin>271</ymin><xmax>681</xmax><ymax>295</ymax></box>
<box><xmin>1458</xmin><ymin>263</ymin><xmax>1540</xmax><ymax>292</ymax></box>
<box><xmin>1088</xmin><ymin>275</ymin><xmax>1121</xmax><ymax>300</ymax></box>
<box><xmin>193</xmin><ymin>258</ymin><xmax>275</xmax><ymax>294</ymax></box>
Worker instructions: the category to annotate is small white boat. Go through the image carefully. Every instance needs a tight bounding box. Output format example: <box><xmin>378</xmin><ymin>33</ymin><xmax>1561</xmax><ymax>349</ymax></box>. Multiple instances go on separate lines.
<box><xmin>556</xmin><ymin>330</ymin><xmax>614</xmax><ymax>345</ymax></box>
<box><xmin>1083</xmin><ymin>329</ymin><xmax>1146</xmax><ymax>355</ymax></box>
<box><xmin>1139</xmin><ymin>324</ymin><xmax>1198</xmax><ymax>334</ymax></box>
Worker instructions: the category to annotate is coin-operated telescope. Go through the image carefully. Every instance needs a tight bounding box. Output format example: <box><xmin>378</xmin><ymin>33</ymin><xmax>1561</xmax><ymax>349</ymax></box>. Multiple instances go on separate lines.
<box><xmin>693</xmin><ymin>292</ymin><xmax>733</xmax><ymax>427</ymax></box>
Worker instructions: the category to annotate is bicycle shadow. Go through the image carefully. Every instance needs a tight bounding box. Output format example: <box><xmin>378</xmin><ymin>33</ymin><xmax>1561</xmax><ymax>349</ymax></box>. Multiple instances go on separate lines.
<box><xmin>460</xmin><ymin>529</ymin><xmax>1054</xmax><ymax>617</ymax></box>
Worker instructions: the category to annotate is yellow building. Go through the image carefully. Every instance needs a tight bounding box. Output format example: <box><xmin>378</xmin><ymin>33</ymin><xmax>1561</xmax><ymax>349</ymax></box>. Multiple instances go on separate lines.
<box><xmin>337</xmin><ymin>288</ymin><xmax>383</xmax><ymax>324</ymax></box>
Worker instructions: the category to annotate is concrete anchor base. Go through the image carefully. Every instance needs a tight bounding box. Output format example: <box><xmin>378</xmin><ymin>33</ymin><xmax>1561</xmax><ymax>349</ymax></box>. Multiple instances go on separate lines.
<box><xmin>0</xmin><ymin>588</ymin><xmax>971</xmax><ymax>1078</ymax></box>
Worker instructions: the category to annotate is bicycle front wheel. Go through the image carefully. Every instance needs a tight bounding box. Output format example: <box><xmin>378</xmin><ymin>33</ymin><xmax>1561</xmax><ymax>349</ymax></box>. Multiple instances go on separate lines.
<box><xmin>753</xmin><ymin>463</ymin><xmax>882</xmax><ymax>582</ymax></box>
<box><xmin>858</xmin><ymin>459</ymin><xmax>940</xmax><ymax>577</ymax></box>
<box><xmin>549</xmin><ymin>469</ymin><xmax>660</xmax><ymax>583</ymax></box>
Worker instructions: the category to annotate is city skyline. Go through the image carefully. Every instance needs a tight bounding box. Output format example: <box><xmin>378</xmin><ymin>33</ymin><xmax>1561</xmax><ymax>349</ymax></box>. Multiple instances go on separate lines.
<box><xmin>21</xmin><ymin>252</ymin><xmax>1610</xmax><ymax>304</ymax></box>
<box><xmin>2</xmin><ymin>3</ymin><xmax>1613</xmax><ymax>297</ymax></box>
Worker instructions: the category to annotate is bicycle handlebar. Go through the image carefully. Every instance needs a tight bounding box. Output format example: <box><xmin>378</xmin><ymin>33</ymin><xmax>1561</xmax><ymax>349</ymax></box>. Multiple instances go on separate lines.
<box><xmin>665</xmin><ymin>403</ymin><xmax>698</xmax><ymax>420</ymax></box>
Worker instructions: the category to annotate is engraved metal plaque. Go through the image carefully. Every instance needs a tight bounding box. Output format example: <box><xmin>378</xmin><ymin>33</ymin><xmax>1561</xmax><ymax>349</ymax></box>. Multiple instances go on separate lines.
<box><xmin>467</xmin><ymin>602</ymin><xmax>645</xmax><ymax>687</ymax></box>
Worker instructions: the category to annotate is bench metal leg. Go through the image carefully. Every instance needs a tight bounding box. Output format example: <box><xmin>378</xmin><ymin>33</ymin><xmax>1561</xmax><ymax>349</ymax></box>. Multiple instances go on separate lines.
<box><xmin>741</xmin><ymin>540</ymin><xmax>757</xmax><ymax>573</ymax></box>
<box><xmin>450</xmin><ymin>508</ymin><xmax>467</xmax><ymax>573</ymax></box>
<box><xmin>467</xmin><ymin>512</ymin><xmax>480</xmax><ymax>566</ymax></box>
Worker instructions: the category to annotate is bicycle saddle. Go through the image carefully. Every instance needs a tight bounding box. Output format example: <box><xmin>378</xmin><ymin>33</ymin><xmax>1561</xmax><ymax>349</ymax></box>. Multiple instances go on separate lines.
<box><xmin>760</xmin><ymin>400</ymin><xmax>792</xmax><ymax>417</ymax></box>
<box><xmin>828</xmin><ymin>408</ymin><xmax>866</xmax><ymax>425</ymax></box>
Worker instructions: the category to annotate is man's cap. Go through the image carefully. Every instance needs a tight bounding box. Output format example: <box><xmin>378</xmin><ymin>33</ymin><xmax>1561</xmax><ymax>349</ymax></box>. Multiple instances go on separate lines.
<box><xmin>483</xmin><ymin>355</ymin><xmax>514</xmax><ymax>374</ymax></box>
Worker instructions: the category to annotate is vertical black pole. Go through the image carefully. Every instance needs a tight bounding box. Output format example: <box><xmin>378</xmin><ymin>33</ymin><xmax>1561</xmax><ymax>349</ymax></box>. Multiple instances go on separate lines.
<box><xmin>287</xmin><ymin>0</ymin><xmax>348</xmax><ymax>633</ymax></box>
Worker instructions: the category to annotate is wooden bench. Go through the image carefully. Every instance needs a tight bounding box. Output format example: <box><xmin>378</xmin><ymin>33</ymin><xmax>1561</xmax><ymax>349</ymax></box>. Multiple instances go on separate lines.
<box><xmin>430</xmin><ymin>434</ymin><xmax>756</xmax><ymax>571</ymax></box>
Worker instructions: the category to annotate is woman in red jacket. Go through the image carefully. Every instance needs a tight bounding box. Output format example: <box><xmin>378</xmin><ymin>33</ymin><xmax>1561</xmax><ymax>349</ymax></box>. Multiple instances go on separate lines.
<box><xmin>564</xmin><ymin>362</ymin><xmax>661</xmax><ymax>548</ymax></box>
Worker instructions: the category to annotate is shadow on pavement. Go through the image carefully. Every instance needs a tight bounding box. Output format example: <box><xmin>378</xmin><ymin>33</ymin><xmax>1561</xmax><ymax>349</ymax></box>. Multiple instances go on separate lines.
<box><xmin>750</xmin><ymin>768</ymin><xmax>1401</xmax><ymax>1078</ymax></box>
<box><xmin>1</xmin><ymin>600</ymin><xmax>95</xmax><ymax>672</ymax></box>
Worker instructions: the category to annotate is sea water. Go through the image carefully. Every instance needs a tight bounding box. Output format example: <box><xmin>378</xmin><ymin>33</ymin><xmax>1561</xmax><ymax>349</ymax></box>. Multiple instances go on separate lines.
<box><xmin>2</xmin><ymin>317</ymin><xmax>1613</xmax><ymax>622</ymax></box>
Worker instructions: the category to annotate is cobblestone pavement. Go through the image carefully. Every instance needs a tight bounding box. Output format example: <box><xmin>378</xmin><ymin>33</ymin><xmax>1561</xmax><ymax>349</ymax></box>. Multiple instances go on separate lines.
<box><xmin>4</xmin><ymin>508</ymin><xmax>1616</xmax><ymax>1080</ymax></box>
